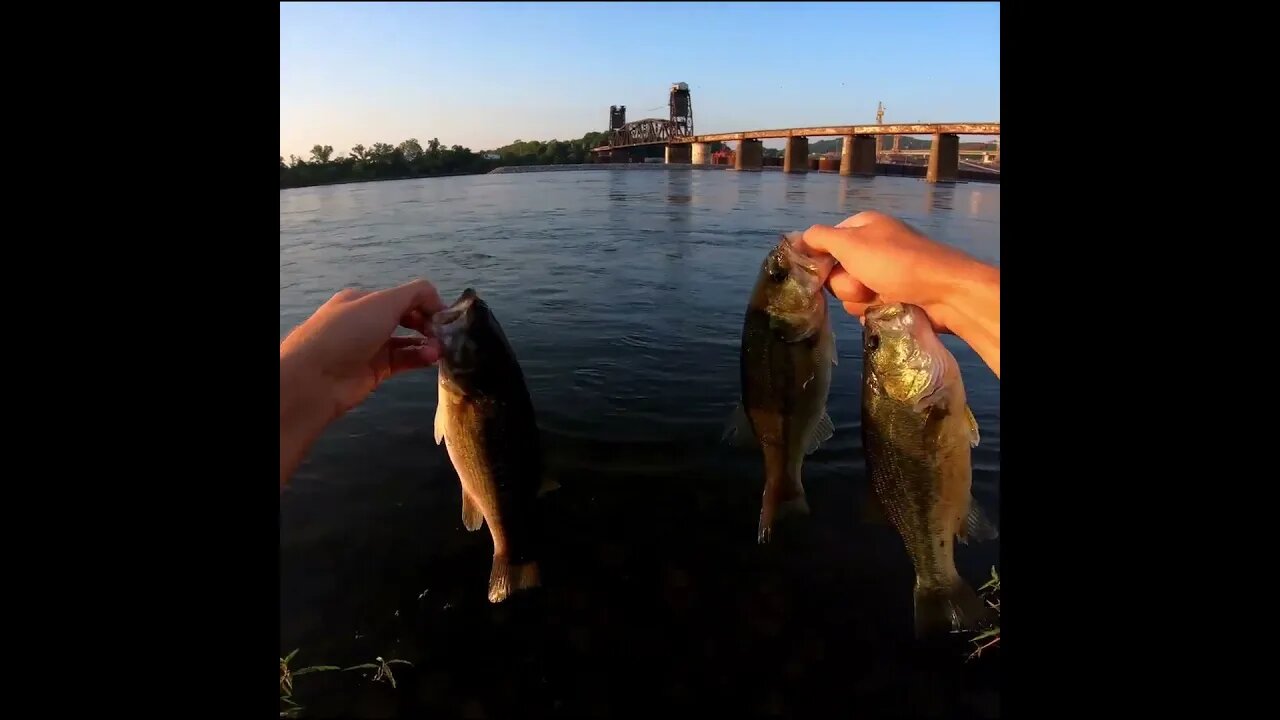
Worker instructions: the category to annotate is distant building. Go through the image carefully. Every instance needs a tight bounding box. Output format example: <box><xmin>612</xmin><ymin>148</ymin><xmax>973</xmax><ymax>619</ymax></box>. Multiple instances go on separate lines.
<box><xmin>482</xmin><ymin>153</ymin><xmax>500</xmax><ymax>160</ymax></box>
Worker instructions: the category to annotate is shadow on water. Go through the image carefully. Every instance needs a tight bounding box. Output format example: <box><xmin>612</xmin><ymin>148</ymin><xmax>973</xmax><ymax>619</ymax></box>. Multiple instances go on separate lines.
<box><xmin>280</xmin><ymin>170</ymin><xmax>1001</xmax><ymax>718</ymax></box>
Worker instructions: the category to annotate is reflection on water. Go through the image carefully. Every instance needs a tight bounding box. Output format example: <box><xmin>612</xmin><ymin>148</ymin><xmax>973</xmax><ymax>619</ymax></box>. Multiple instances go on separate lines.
<box><xmin>784</xmin><ymin>175</ymin><xmax>807</xmax><ymax>205</ymax></box>
<box><xmin>280</xmin><ymin>169</ymin><xmax>1001</xmax><ymax>717</ymax></box>
<box><xmin>925</xmin><ymin>182</ymin><xmax>956</xmax><ymax>212</ymax></box>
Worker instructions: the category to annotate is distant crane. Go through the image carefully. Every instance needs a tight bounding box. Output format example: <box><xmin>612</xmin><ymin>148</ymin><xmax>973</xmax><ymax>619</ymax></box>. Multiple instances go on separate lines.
<box><xmin>876</xmin><ymin>101</ymin><xmax>901</xmax><ymax>154</ymax></box>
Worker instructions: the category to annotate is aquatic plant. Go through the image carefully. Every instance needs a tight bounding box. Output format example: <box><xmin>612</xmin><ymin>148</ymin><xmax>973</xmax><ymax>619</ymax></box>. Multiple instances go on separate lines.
<box><xmin>280</xmin><ymin>648</ymin><xmax>413</xmax><ymax>718</ymax></box>
<box><xmin>968</xmin><ymin>566</ymin><xmax>1000</xmax><ymax>661</ymax></box>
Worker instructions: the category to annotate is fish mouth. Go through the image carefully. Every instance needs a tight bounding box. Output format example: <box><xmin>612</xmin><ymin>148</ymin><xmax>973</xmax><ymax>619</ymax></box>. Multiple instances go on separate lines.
<box><xmin>866</xmin><ymin>303</ymin><xmax>906</xmax><ymax>325</ymax></box>
<box><xmin>431</xmin><ymin>288</ymin><xmax>479</xmax><ymax>332</ymax></box>
<box><xmin>781</xmin><ymin>232</ymin><xmax>838</xmax><ymax>282</ymax></box>
<box><xmin>867</xmin><ymin>302</ymin><xmax>929</xmax><ymax>328</ymax></box>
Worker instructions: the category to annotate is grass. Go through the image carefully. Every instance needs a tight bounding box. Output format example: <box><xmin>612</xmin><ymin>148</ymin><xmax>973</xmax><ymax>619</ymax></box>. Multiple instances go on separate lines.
<box><xmin>967</xmin><ymin>566</ymin><xmax>1000</xmax><ymax>661</ymax></box>
<box><xmin>280</xmin><ymin>648</ymin><xmax>413</xmax><ymax>718</ymax></box>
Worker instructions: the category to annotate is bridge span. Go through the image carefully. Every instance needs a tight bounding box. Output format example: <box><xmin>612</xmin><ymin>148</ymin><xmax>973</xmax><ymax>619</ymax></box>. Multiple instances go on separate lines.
<box><xmin>592</xmin><ymin>84</ymin><xmax>997</xmax><ymax>182</ymax></box>
<box><xmin>595</xmin><ymin>121</ymin><xmax>999</xmax><ymax>183</ymax></box>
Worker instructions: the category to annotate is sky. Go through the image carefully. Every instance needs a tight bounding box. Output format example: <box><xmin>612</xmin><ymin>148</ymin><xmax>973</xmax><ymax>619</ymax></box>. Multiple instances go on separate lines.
<box><xmin>280</xmin><ymin>1</ymin><xmax>999</xmax><ymax>160</ymax></box>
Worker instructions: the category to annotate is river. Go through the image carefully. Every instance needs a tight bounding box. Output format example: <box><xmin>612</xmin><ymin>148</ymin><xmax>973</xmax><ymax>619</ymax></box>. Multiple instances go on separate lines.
<box><xmin>280</xmin><ymin>168</ymin><xmax>1001</xmax><ymax>718</ymax></box>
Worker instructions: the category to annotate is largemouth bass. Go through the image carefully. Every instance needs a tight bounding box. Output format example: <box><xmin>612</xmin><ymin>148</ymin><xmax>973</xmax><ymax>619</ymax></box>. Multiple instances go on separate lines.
<box><xmin>725</xmin><ymin>232</ymin><xmax>838</xmax><ymax>544</ymax></box>
<box><xmin>432</xmin><ymin>288</ymin><xmax>550</xmax><ymax>603</ymax></box>
<box><xmin>860</xmin><ymin>302</ymin><xmax>998</xmax><ymax>637</ymax></box>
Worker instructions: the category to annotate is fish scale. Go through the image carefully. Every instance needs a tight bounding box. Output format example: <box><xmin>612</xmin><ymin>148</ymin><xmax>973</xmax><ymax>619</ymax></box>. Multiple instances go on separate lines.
<box><xmin>432</xmin><ymin>288</ymin><xmax>557</xmax><ymax>604</ymax></box>
<box><xmin>860</xmin><ymin>302</ymin><xmax>998</xmax><ymax>638</ymax></box>
<box><xmin>724</xmin><ymin>232</ymin><xmax>838</xmax><ymax>544</ymax></box>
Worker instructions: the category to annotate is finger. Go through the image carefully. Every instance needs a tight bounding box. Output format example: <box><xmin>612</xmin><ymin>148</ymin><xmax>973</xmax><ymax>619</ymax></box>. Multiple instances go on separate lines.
<box><xmin>368</xmin><ymin>279</ymin><xmax>446</xmax><ymax>319</ymax></box>
<box><xmin>842</xmin><ymin>300</ymin><xmax>873</xmax><ymax>320</ymax></box>
<box><xmin>386</xmin><ymin>339</ymin><xmax>442</xmax><ymax>376</ymax></box>
<box><xmin>388</xmin><ymin>334</ymin><xmax>428</xmax><ymax>349</ymax></box>
<box><xmin>400</xmin><ymin>309</ymin><xmax>429</xmax><ymax>335</ymax></box>
<box><xmin>328</xmin><ymin>287</ymin><xmax>371</xmax><ymax>305</ymax></box>
<box><xmin>800</xmin><ymin>224</ymin><xmax>867</xmax><ymax>268</ymax></box>
<box><xmin>835</xmin><ymin>210</ymin><xmax>888</xmax><ymax>229</ymax></box>
<box><xmin>825</xmin><ymin>267</ymin><xmax>878</xmax><ymax>305</ymax></box>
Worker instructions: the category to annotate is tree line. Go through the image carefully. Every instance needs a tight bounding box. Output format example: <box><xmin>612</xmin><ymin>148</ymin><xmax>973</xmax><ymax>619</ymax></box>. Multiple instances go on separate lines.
<box><xmin>280</xmin><ymin>131</ymin><xmax>611</xmax><ymax>189</ymax></box>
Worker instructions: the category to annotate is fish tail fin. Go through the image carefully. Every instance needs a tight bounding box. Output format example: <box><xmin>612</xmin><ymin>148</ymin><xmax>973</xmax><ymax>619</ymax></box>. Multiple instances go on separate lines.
<box><xmin>757</xmin><ymin>494</ymin><xmax>810</xmax><ymax>545</ymax></box>
<box><xmin>913</xmin><ymin>575</ymin><xmax>996</xmax><ymax>639</ymax></box>
<box><xmin>487</xmin><ymin>554</ymin><xmax>542</xmax><ymax>604</ymax></box>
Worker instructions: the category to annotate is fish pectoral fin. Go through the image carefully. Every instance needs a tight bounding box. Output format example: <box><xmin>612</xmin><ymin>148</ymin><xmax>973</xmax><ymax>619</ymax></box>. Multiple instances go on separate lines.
<box><xmin>965</xmin><ymin>405</ymin><xmax>980</xmax><ymax>447</ymax></box>
<box><xmin>538</xmin><ymin>471</ymin><xmax>561</xmax><ymax>498</ymax></box>
<box><xmin>433</xmin><ymin>400</ymin><xmax>447</xmax><ymax>445</ymax></box>
<box><xmin>957</xmin><ymin>498</ymin><xmax>998</xmax><ymax>544</ymax></box>
<box><xmin>721</xmin><ymin>402</ymin><xmax>756</xmax><ymax>448</ymax></box>
<box><xmin>830</xmin><ymin>330</ymin><xmax>838</xmax><ymax>365</ymax></box>
<box><xmin>803</xmin><ymin>411</ymin><xmax>835</xmax><ymax>456</ymax></box>
<box><xmin>461</xmin><ymin>492</ymin><xmax>484</xmax><ymax>532</ymax></box>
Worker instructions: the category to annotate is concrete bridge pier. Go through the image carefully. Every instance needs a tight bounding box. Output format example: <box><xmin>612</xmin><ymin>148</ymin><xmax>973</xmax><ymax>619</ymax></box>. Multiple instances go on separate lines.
<box><xmin>691</xmin><ymin>142</ymin><xmax>710</xmax><ymax>165</ymax></box>
<box><xmin>783</xmin><ymin>136</ymin><xmax>809</xmax><ymax>173</ymax></box>
<box><xmin>840</xmin><ymin>135</ymin><xmax>877</xmax><ymax>176</ymax></box>
<box><xmin>926</xmin><ymin>133</ymin><xmax>959</xmax><ymax>183</ymax></box>
<box><xmin>665</xmin><ymin>143</ymin><xmax>692</xmax><ymax>164</ymax></box>
<box><xmin>736</xmin><ymin>139</ymin><xmax>763</xmax><ymax>171</ymax></box>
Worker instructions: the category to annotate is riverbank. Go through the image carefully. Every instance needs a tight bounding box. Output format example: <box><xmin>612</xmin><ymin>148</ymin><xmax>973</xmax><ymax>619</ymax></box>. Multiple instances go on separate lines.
<box><xmin>280</xmin><ymin>168</ymin><xmax>491</xmax><ymax>190</ymax></box>
<box><xmin>280</xmin><ymin>161</ymin><xmax>998</xmax><ymax>189</ymax></box>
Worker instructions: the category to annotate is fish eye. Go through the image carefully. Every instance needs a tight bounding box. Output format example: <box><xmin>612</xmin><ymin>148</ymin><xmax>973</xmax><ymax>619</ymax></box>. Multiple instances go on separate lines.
<box><xmin>866</xmin><ymin>333</ymin><xmax>880</xmax><ymax>351</ymax></box>
<box><xmin>766</xmin><ymin>254</ymin><xmax>788</xmax><ymax>281</ymax></box>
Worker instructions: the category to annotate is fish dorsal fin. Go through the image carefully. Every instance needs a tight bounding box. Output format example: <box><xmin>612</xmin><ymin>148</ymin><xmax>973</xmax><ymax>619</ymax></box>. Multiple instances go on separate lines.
<box><xmin>803</xmin><ymin>411</ymin><xmax>835</xmax><ymax>456</ymax></box>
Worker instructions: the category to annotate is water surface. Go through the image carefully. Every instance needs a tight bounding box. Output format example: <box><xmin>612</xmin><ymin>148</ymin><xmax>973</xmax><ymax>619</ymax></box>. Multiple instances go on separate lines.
<box><xmin>280</xmin><ymin>169</ymin><xmax>1001</xmax><ymax>718</ymax></box>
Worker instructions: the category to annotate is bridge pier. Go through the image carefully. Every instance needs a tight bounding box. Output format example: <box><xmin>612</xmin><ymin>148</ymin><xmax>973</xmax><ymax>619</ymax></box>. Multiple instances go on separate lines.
<box><xmin>840</xmin><ymin>135</ymin><xmax>877</xmax><ymax>176</ymax></box>
<box><xmin>927</xmin><ymin>133</ymin><xmax>959</xmax><ymax>183</ymax></box>
<box><xmin>691</xmin><ymin>142</ymin><xmax>710</xmax><ymax>165</ymax></box>
<box><xmin>783</xmin><ymin>137</ymin><xmax>809</xmax><ymax>173</ymax></box>
<box><xmin>665</xmin><ymin>144</ymin><xmax>692</xmax><ymax>164</ymax></box>
<box><xmin>736</xmin><ymin>139</ymin><xmax>763</xmax><ymax>171</ymax></box>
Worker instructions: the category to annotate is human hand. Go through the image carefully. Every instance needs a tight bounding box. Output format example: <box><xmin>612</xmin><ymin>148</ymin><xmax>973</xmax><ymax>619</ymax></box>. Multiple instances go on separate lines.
<box><xmin>280</xmin><ymin>279</ymin><xmax>446</xmax><ymax>423</ymax></box>
<box><xmin>799</xmin><ymin>211</ymin><xmax>1000</xmax><ymax>377</ymax></box>
<box><xmin>799</xmin><ymin>211</ymin><xmax>987</xmax><ymax>333</ymax></box>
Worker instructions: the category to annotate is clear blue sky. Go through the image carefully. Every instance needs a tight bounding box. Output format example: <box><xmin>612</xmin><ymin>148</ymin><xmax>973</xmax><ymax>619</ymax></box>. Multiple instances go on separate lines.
<box><xmin>280</xmin><ymin>1</ymin><xmax>999</xmax><ymax>160</ymax></box>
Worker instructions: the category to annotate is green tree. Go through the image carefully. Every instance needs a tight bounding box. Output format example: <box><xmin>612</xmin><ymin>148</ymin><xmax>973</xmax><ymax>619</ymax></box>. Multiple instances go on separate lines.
<box><xmin>398</xmin><ymin>139</ymin><xmax>423</xmax><ymax>163</ymax></box>
<box><xmin>310</xmin><ymin>144</ymin><xmax>334</xmax><ymax>163</ymax></box>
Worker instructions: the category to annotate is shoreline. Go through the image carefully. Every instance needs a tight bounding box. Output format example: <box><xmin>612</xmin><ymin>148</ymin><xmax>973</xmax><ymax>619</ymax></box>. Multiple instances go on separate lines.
<box><xmin>281</xmin><ymin>162</ymin><xmax>999</xmax><ymax>190</ymax></box>
<box><xmin>279</xmin><ymin>168</ymin><xmax>491</xmax><ymax>190</ymax></box>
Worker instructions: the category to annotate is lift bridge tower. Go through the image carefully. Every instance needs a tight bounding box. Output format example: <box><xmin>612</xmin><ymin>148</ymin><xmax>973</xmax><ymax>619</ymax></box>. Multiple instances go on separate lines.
<box><xmin>669</xmin><ymin>82</ymin><xmax>693</xmax><ymax>137</ymax></box>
